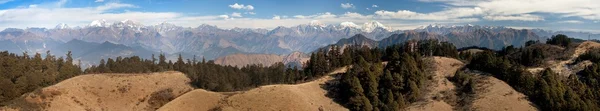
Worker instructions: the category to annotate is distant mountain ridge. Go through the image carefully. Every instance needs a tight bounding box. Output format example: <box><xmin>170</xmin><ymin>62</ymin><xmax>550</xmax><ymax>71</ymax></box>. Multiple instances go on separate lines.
<box><xmin>335</xmin><ymin>28</ymin><xmax>543</xmax><ymax>50</ymax></box>
<box><xmin>0</xmin><ymin>20</ymin><xmax>596</xmax><ymax>66</ymax></box>
<box><xmin>213</xmin><ymin>52</ymin><xmax>309</xmax><ymax>68</ymax></box>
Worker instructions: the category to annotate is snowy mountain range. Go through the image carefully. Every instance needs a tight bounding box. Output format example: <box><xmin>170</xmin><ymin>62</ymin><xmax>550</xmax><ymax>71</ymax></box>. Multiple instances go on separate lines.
<box><xmin>0</xmin><ymin>19</ymin><xmax>597</xmax><ymax>67</ymax></box>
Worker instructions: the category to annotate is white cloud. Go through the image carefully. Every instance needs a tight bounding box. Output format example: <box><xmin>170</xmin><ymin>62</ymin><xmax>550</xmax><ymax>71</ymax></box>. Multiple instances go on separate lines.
<box><xmin>375</xmin><ymin>8</ymin><xmax>482</xmax><ymax>20</ymax></box>
<box><xmin>96</xmin><ymin>3</ymin><xmax>137</xmax><ymax>11</ymax></box>
<box><xmin>229</xmin><ymin>3</ymin><xmax>254</xmax><ymax>11</ymax></box>
<box><xmin>272</xmin><ymin>15</ymin><xmax>281</xmax><ymax>20</ymax></box>
<box><xmin>0</xmin><ymin>0</ymin><xmax>14</xmax><ymax>4</ymax></box>
<box><xmin>293</xmin><ymin>15</ymin><xmax>306</xmax><ymax>19</ymax></box>
<box><xmin>341</xmin><ymin>3</ymin><xmax>354</xmax><ymax>9</ymax></box>
<box><xmin>29</xmin><ymin>4</ymin><xmax>38</xmax><ymax>8</ymax></box>
<box><xmin>95</xmin><ymin>0</ymin><xmax>104</xmax><ymax>3</ymax></box>
<box><xmin>231</xmin><ymin>12</ymin><xmax>242</xmax><ymax>17</ymax></box>
<box><xmin>341</xmin><ymin>12</ymin><xmax>372</xmax><ymax>19</ymax></box>
<box><xmin>0</xmin><ymin>1</ymin><xmax>181</xmax><ymax>29</ymax></box>
<box><xmin>557</xmin><ymin>20</ymin><xmax>584</xmax><ymax>24</ymax></box>
<box><xmin>219</xmin><ymin>15</ymin><xmax>230</xmax><ymax>19</ymax></box>
<box><xmin>374</xmin><ymin>7</ymin><xmax>483</xmax><ymax>21</ymax></box>
<box><xmin>483</xmin><ymin>14</ymin><xmax>544</xmax><ymax>21</ymax></box>
<box><xmin>246</xmin><ymin>12</ymin><xmax>256</xmax><ymax>15</ymax></box>
<box><xmin>292</xmin><ymin>12</ymin><xmax>337</xmax><ymax>19</ymax></box>
<box><xmin>595</xmin><ymin>21</ymin><xmax>599</xmax><ymax>23</ymax></box>
<box><xmin>422</xmin><ymin>0</ymin><xmax>600</xmax><ymax>21</ymax></box>
<box><xmin>366</xmin><ymin>8</ymin><xmax>370</xmax><ymax>10</ymax></box>
<box><xmin>372</xmin><ymin>5</ymin><xmax>378</xmax><ymax>8</ymax></box>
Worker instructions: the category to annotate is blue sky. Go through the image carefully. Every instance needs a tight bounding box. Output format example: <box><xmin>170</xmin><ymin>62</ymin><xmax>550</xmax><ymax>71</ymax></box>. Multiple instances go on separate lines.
<box><xmin>0</xmin><ymin>0</ymin><xmax>599</xmax><ymax>33</ymax></box>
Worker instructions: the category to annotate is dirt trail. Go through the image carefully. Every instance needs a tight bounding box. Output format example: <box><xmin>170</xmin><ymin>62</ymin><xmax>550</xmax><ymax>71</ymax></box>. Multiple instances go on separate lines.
<box><xmin>406</xmin><ymin>57</ymin><xmax>464</xmax><ymax>111</ymax></box>
<box><xmin>1</xmin><ymin>71</ymin><xmax>194</xmax><ymax>111</ymax></box>
<box><xmin>159</xmin><ymin>67</ymin><xmax>350</xmax><ymax>111</ymax></box>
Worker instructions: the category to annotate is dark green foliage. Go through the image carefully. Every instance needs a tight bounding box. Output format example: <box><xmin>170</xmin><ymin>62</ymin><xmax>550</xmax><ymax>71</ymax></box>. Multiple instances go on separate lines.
<box><xmin>335</xmin><ymin>41</ymin><xmax>432</xmax><ymax>111</ymax></box>
<box><xmin>418</xmin><ymin>40</ymin><xmax>459</xmax><ymax>58</ymax></box>
<box><xmin>467</xmin><ymin>35</ymin><xmax>600</xmax><ymax>111</ymax></box>
<box><xmin>519</xmin><ymin>48</ymin><xmax>546</xmax><ymax>66</ymax></box>
<box><xmin>85</xmin><ymin>54</ymin><xmax>304</xmax><ymax>92</ymax></box>
<box><xmin>0</xmin><ymin>51</ymin><xmax>82</xmax><ymax>104</ymax></box>
<box><xmin>525</xmin><ymin>40</ymin><xmax>540</xmax><ymax>47</ymax></box>
<box><xmin>467</xmin><ymin>50</ymin><xmax>537</xmax><ymax>95</ymax></box>
<box><xmin>450</xmin><ymin>70</ymin><xmax>475</xmax><ymax>94</ymax></box>
<box><xmin>546</xmin><ymin>34</ymin><xmax>572</xmax><ymax>47</ymax></box>
<box><xmin>577</xmin><ymin>50</ymin><xmax>600</xmax><ymax>63</ymax></box>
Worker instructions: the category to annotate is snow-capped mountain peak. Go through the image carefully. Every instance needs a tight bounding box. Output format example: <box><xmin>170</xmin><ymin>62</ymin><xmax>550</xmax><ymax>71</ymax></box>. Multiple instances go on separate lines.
<box><xmin>339</xmin><ymin>22</ymin><xmax>360</xmax><ymax>29</ymax></box>
<box><xmin>362</xmin><ymin>21</ymin><xmax>391</xmax><ymax>33</ymax></box>
<box><xmin>55</xmin><ymin>23</ymin><xmax>70</xmax><ymax>29</ymax></box>
<box><xmin>153</xmin><ymin>21</ymin><xmax>181</xmax><ymax>34</ymax></box>
<box><xmin>308</xmin><ymin>20</ymin><xmax>325</xmax><ymax>27</ymax></box>
<box><xmin>114</xmin><ymin>19</ymin><xmax>144</xmax><ymax>28</ymax></box>
<box><xmin>88</xmin><ymin>19</ymin><xmax>110</xmax><ymax>27</ymax></box>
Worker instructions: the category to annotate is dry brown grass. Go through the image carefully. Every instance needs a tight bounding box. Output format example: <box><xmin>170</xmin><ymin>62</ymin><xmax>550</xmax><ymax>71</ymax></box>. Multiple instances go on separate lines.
<box><xmin>470</xmin><ymin>76</ymin><xmax>537</xmax><ymax>111</ymax></box>
<box><xmin>527</xmin><ymin>41</ymin><xmax>600</xmax><ymax>76</ymax></box>
<box><xmin>159</xmin><ymin>67</ymin><xmax>350</xmax><ymax>111</ymax></box>
<box><xmin>406</xmin><ymin>56</ymin><xmax>464</xmax><ymax>111</ymax></box>
<box><xmin>1</xmin><ymin>71</ymin><xmax>193</xmax><ymax>111</ymax></box>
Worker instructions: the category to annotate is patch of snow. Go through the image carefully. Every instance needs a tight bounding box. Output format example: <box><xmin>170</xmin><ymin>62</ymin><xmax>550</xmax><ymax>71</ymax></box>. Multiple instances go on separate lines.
<box><xmin>362</xmin><ymin>21</ymin><xmax>391</xmax><ymax>33</ymax></box>
<box><xmin>55</xmin><ymin>23</ymin><xmax>70</xmax><ymax>29</ymax></box>
<box><xmin>88</xmin><ymin>19</ymin><xmax>110</xmax><ymax>27</ymax></box>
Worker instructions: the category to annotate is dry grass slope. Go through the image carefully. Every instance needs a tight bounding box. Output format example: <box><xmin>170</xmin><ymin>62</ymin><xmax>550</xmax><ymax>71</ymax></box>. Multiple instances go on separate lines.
<box><xmin>471</xmin><ymin>76</ymin><xmax>537</xmax><ymax>111</ymax></box>
<box><xmin>159</xmin><ymin>67</ymin><xmax>350</xmax><ymax>111</ymax></box>
<box><xmin>1</xmin><ymin>71</ymin><xmax>193</xmax><ymax>111</ymax></box>
<box><xmin>528</xmin><ymin>41</ymin><xmax>600</xmax><ymax>76</ymax></box>
<box><xmin>406</xmin><ymin>57</ymin><xmax>464</xmax><ymax>111</ymax></box>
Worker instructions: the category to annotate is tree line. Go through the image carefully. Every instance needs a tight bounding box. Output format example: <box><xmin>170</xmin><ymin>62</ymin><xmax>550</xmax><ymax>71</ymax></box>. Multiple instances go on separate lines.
<box><xmin>464</xmin><ymin>34</ymin><xmax>600</xmax><ymax>111</ymax></box>
<box><xmin>84</xmin><ymin>54</ymin><xmax>305</xmax><ymax>91</ymax></box>
<box><xmin>325</xmin><ymin>40</ymin><xmax>456</xmax><ymax>110</ymax></box>
<box><xmin>0</xmin><ymin>51</ymin><xmax>81</xmax><ymax>104</ymax></box>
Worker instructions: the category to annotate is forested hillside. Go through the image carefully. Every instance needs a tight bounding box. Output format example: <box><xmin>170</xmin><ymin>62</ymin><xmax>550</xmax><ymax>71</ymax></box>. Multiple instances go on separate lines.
<box><xmin>0</xmin><ymin>51</ymin><xmax>81</xmax><ymax>104</ymax></box>
<box><xmin>463</xmin><ymin>34</ymin><xmax>600</xmax><ymax>111</ymax></box>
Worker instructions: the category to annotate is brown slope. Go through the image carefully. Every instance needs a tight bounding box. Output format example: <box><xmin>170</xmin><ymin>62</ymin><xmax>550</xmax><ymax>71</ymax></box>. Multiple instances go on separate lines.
<box><xmin>527</xmin><ymin>41</ymin><xmax>600</xmax><ymax>76</ymax></box>
<box><xmin>159</xmin><ymin>67</ymin><xmax>350</xmax><ymax>111</ymax></box>
<box><xmin>406</xmin><ymin>57</ymin><xmax>464</xmax><ymax>111</ymax></box>
<box><xmin>470</xmin><ymin>76</ymin><xmax>537</xmax><ymax>111</ymax></box>
<box><xmin>407</xmin><ymin>57</ymin><xmax>537</xmax><ymax>111</ymax></box>
<box><xmin>1</xmin><ymin>71</ymin><xmax>193</xmax><ymax>111</ymax></box>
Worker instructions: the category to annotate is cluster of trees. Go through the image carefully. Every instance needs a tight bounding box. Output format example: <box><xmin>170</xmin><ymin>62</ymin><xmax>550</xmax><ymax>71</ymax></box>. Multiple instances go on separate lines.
<box><xmin>85</xmin><ymin>54</ymin><xmax>304</xmax><ymax>91</ymax></box>
<box><xmin>0</xmin><ymin>51</ymin><xmax>82</xmax><ymax>104</ymax></box>
<box><xmin>339</xmin><ymin>52</ymin><xmax>427</xmax><ymax>111</ymax></box>
<box><xmin>465</xmin><ymin>34</ymin><xmax>600</xmax><ymax>110</ymax></box>
<box><xmin>546</xmin><ymin>34</ymin><xmax>573</xmax><ymax>47</ymax></box>
<box><xmin>577</xmin><ymin>49</ymin><xmax>600</xmax><ymax>63</ymax></box>
<box><xmin>323</xmin><ymin>40</ymin><xmax>457</xmax><ymax>110</ymax></box>
<box><xmin>417</xmin><ymin>40</ymin><xmax>459</xmax><ymax>58</ymax></box>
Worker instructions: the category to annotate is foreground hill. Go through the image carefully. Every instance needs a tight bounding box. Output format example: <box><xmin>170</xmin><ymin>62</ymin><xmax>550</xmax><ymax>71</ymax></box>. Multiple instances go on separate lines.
<box><xmin>406</xmin><ymin>57</ymin><xmax>463</xmax><ymax>111</ymax></box>
<box><xmin>159</xmin><ymin>67</ymin><xmax>349</xmax><ymax>111</ymax></box>
<box><xmin>0</xmin><ymin>56</ymin><xmax>542</xmax><ymax>111</ymax></box>
<box><xmin>0</xmin><ymin>71</ymin><xmax>193</xmax><ymax>111</ymax></box>
<box><xmin>470</xmin><ymin>76</ymin><xmax>537</xmax><ymax>111</ymax></box>
<box><xmin>406</xmin><ymin>57</ymin><xmax>537</xmax><ymax>111</ymax></box>
<box><xmin>527</xmin><ymin>41</ymin><xmax>600</xmax><ymax>76</ymax></box>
